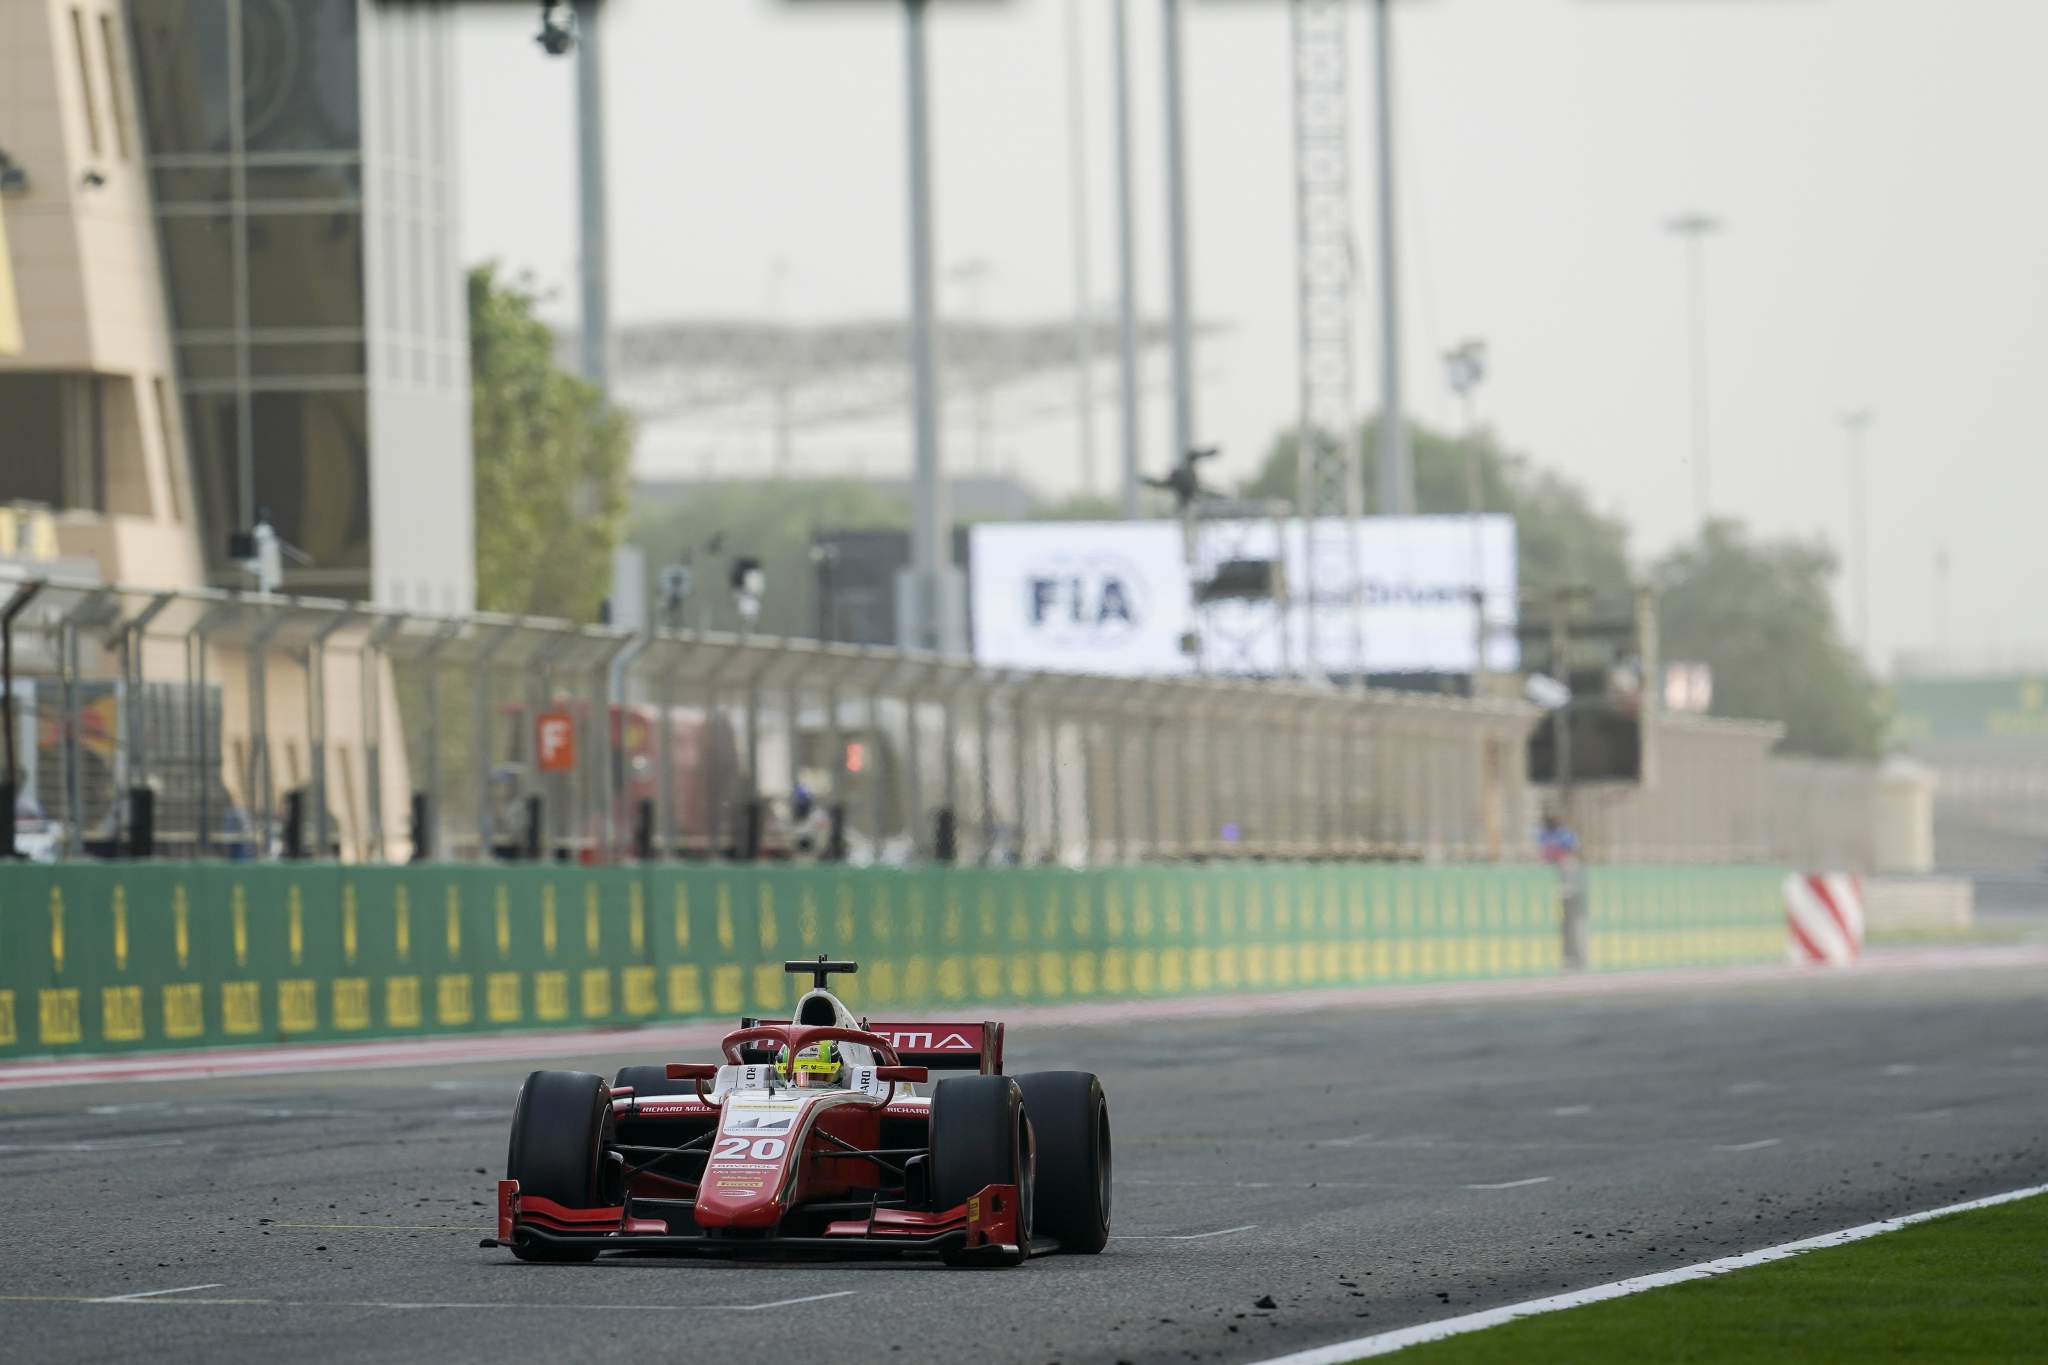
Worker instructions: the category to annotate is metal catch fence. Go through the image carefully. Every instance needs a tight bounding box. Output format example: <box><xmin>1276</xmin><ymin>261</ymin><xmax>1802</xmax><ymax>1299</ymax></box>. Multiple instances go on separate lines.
<box><xmin>0</xmin><ymin>575</ymin><xmax>1543</xmax><ymax>867</ymax></box>
<box><xmin>0</xmin><ymin>572</ymin><xmax>1908</xmax><ymax>870</ymax></box>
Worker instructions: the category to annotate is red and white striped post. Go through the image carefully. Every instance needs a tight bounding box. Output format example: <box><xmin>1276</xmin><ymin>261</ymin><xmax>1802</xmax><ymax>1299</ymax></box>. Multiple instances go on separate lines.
<box><xmin>1784</xmin><ymin>873</ymin><xmax>1865</xmax><ymax>967</ymax></box>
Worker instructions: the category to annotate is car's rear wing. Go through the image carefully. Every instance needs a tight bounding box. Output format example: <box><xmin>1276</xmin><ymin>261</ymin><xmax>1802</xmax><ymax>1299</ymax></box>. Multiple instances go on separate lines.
<box><xmin>736</xmin><ymin>1018</ymin><xmax>1005</xmax><ymax>1075</ymax></box>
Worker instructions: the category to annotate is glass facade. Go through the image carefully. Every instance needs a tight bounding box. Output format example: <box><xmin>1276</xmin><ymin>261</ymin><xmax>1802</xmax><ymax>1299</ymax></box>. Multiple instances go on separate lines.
<box><xmin>129</xmin><ymin>0</ymin><xmax>370</xmax><ymax>592</ymax></box>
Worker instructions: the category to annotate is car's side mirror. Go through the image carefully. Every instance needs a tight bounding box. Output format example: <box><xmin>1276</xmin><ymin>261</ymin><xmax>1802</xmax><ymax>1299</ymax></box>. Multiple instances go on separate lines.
<box><xmin>875</xmin><ymin>1065</ymin><xmax>927</xmax><ymax>1084</ymax></box>
<box><xmin>665</xmin><ymin>1063</ymin><xmax>718</xmax><ymax>1081</ymax></box>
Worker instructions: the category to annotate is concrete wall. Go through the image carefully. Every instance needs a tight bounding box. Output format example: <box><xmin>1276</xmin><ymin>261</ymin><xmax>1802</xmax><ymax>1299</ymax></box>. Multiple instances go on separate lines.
<box><xmin>0</xmin><ymin>0</ymin><xmax>203</xmax><ymax>592</ymax></box>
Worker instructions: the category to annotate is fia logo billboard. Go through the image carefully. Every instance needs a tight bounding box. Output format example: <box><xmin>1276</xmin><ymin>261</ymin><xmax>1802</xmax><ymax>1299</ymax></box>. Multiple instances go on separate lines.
<box><xmin>1026</xmin><ymin>556</ymin><xmax>1148</xmax><ymax>647</ymax></box>
<box><xmin>970</xmin><ymin>522</ymin><xmax>1193</xmax><ymax>674</ymax></box>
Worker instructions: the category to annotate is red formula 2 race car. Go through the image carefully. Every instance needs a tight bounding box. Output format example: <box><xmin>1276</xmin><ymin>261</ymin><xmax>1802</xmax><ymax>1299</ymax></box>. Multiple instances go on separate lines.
<box><xmin>490</xmin><ymin>957</ymin><xmax>1111</xmax><ymax>1267</ymax></box>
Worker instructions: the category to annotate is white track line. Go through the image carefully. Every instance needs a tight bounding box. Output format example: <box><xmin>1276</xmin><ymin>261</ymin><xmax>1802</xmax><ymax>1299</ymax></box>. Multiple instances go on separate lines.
<box><xmin>1114</xmin><ymin>1224</ymin><xmax>1257</xmax><ymax>1241</ymax></box>
<box><xmin>93</xmin><ymin>1284</ymin><xmax>224</xmax><ymax>1303</ymax></box>
<box><xmin>18</xmin><ymin>1289</ymin><xmax>858</xmax><ymax>1313</ymax></box>
<box><xmin>0</xmin><ymin>1138</ymin><xmax>185</xmax><ymax>1153</ymax></box>
<box><xmin>1713</xmin><ymin>1138</ymin><xmax>1781</xmax><ymax>1152</ymax></box>
<box><xmin>725</xmin><ymin>1291</ymin><xmax>858</xmax><ymax>1311</ymax></box>
<box><xmin>1248</xmin><ymin>1182</ymin><xmax>2048</xmax><ymax>1364</ymax></box>
<box><xmin>1462</xmin><ymin>1177</ymin><xmax>1551</xmax><ymax>1191</ymax></box>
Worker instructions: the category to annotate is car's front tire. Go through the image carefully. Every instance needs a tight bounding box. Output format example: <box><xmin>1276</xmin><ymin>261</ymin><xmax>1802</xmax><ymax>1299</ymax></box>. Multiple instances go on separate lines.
<box><xmin>1014</xmin><ymin>1070</ymin><xmax>1110</xmax><ymax>1253</ymax></box>
<box><xmin>929</xmin><ymin>1074</ymin><xmax>1033</xmax><ymax>1267</ymax></box>
<box><xmin>505</xmin><ymin>1069</ymin><xmax>611</xmax><ymax>1263</ymax></box>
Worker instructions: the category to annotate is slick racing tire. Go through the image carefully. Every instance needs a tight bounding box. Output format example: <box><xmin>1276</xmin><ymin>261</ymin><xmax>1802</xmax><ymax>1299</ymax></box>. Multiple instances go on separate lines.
<box><xmin>929</xmin><ymin>1075</ymin><xmax>1033</xmax><ymax>1268</ymax></box>
<box><xmin>1014</xmin><ymin>1071</ymin><xmax>1111</xmax><ymax>1253</ymax></box>
<box><xmin>506</xmin><ymin>1070</ymin><xmax>611</xmax><ymax>1263</ymax></box>
<box><xmin>612</xmin><ymin>1064</ymin><xmax>697</xmax><ymax>1099</ymax></box>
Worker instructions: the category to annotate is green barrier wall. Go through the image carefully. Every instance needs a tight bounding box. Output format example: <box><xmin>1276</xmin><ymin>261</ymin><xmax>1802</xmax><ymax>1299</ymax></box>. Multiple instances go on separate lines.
<box><xmin>0</xmin><ymin>862</ymin><xmax>1789</xmax><ymax>1060</ymax></box>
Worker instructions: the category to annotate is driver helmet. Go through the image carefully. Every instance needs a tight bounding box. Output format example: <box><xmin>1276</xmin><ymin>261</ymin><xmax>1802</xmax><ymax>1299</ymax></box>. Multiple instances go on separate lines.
<box><xmin>775</xmin><ymin>1038</ymin><xmax>843</xmax><ymax>1089</ymax></box>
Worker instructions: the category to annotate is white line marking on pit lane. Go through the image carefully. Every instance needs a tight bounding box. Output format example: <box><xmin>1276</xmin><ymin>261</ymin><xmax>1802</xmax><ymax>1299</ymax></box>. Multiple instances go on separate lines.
<box><xmin>1114</xmin><ymin>1224</ymin><xmax>1257</xmax><ymax>1241</ymax></box>
<box><xmin>1549</xmin><ymin>1105</ymin><xmax>1593</xmax><ymax>1117</ymax></box>
<box><xmin>1726</xmin><ymin>1081</ymin><xmax>1771</xmax><ymax>1095</ymax></box>
<box><xmin>1243</xmin><ymin>1182</ymin><xmax>2048</xmax><ymax>1365</ymax></box>
<box><xmin>1714</xmin><ymin>1138</ymin><xmax>1781</xmax><ymax>1152</ymax></box>
<box><xmin>1314</xmin><ymin>1132</ymin><xmax>1380</xmax><ymax>1147</ymax></box>
<box><xmin>1463</xmin><ymin>1177</ymin><xmax>1552</xmax><ymax>1191</ymax></box>
<box><xmin>1882</xmin><ymin>1063</ymin><xmax>1918</xmax><ymax>1076</ymax></box>
<box><xmin>93</xmin><ymin>1284</ymin><xmax>225</xmax><ymax>1303</ymax></box>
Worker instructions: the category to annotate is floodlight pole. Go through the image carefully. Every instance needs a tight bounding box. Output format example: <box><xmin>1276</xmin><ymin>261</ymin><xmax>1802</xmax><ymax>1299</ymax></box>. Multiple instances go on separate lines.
<box><xmin>1063</xmin><ymin>0</ymin><xmax>1098</xmax><ymax>497</ymax></box>
<box><xmin>574</xmin><ymin>0</ymin><xmax>609</xmax><ymax>394</ymax></box>
<box><xmin>904</xmin><ymin>0</ymin><xmax>947</xmax><ymax>653</ymax></box>
<box><xmin>1112</xmin><ymin>0</ymin><xmax>1141</xmax><ymax>518</ymax></box>
<box><xmin>1161</xmin><ymin>0</ymin><xmax>1195</xmax><ymax>474</ymax></box>
<box><xmin>1371</xmin><ymin>0</ymin><xmax>1412</xmax><ymax>515</ymax></box>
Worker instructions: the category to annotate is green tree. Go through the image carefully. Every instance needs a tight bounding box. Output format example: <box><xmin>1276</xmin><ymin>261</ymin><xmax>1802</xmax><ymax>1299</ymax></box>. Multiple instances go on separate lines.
<box><xmin>1244</xmin><ymin>416</ymin><xmax>1634</xmax><ymax>599</ymax></box>
<box><xmin>1654</xmin><ymin>520</ymin><xmax>1886</xmax><ymax>759</ymax></box>
<box><xmin>469</xmin><ymin>263</ymin><xmax>634</xmax><ymax>620</ymax></box>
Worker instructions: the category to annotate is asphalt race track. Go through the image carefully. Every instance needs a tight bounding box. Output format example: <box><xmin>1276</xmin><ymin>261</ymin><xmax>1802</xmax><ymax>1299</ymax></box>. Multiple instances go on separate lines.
<box><xmin>2</xmin><ymin>957</ymin><xmax>2044</xmax><ymax>1364</ymax></box>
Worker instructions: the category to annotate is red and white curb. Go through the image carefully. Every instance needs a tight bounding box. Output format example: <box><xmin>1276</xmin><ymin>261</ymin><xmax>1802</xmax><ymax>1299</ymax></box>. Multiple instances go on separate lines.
<box><xmin>2</xmin><ymin>940</ymin><xmax>2042</xmax><ymax>1093</ymax></box>
<box><xmin>1249</xmin><ymin>1182</ymin><xmax>2048</xmax><ymax>1363</ymax></box>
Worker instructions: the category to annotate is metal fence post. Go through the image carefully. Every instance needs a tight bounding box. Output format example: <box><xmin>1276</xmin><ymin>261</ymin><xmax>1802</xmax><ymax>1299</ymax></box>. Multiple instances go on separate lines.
<box><xmin>975</xmin><ymin>673</ymin><xmax>997</xmax><ymax>861</ymax></box>
<box><xmin>56</xmin><ymin>591</ymin><xmax>116</xmax><ymax>857</ymax></box>
<box><xmin>1</xmin><ymin>579</ymin><xmax>47</xmax><ymax>860</ymax></box>
<box><xmin>470</xmin><ymin>619</ymin><xmax>521</xmax><ymax>860</ymax></box>
<box><xmin>866</xmin><ymin>656</ymin><xmax>897</xmax><ymax>861</ymax></box>
<box><xmin>1140</xmin><ymin>684</ymin><xmax>1164</xmax><ymax>862</ymax></box>
<box><xmin>903</xmin><ymin>661</ymin><xmax>932</xmax><ymax>861</ymax></box>
<box><xmin>698</xmin><ymin>646</ymin><xmax>743</xmax><ymax>859</ymax></box>
<box><xmin>1094</xmin><ymin>680</ymin><xmax>1127</xmax><ymax>866</ymax></box>
<box><xmin>115</xmin><ymin>591</ymin><xmax>177</xmax><ymax>847</ymax></box>
<box><xmin>1044</xmin><ymin>682</ymin><xmax>1065</xmax><ymax>865</ymax></box>
<box><xmin>307</xmin><ymin>607</ymin><xmax>355</xmax><ymax>860</ymax></box>
<box><xmin>593</xmin><ymin>632</ymin><xmax>639</xmax><ymax>862</ymax></box>
<box><xmin>1254</xmin><ymin>688</ymin><xmax>1278</xmax><ymax>857</ymax></box>
<box><xmin>417</xmin><ymin>620</ymin><xmax>463</xmax><ymax>861</ymax></box>
<box><xmin>185</xmin><ymin>600</ymin><xmax>239</xmax><ymax>859</ymax></box>
<box><xmin>244</xmin><ymin>601</ymin><xmax>298</xmax><ymax>860</ymax></box>
<box><xmin>938</xmin><ymin>667</ymin><xmax>961</xmax><ymax>843</ymax></box>
<box><xmin>1342</xmin><ymin>698</ymin><xmax>1361</xmax><ymax>856</ymax></box>
<box><xmin>360</xmin><ymin>613</ymin><xmax>406</xmax><ymax>862</ymax></box>
<box><xmin>1008</xmin><ymin>673</ymin><xmax>1035</xmax><ymax>864</ymax></box>
<box><xmin>654</xmin><ymin>632</ymin><xmax>685</xmax><ymax>858</ymax></box>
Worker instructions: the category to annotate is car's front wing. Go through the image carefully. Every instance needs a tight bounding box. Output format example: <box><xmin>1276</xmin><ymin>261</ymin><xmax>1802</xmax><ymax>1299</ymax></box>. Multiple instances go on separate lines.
<box><xmin>491</xmin><ymin>1178</ymin><xmax>1024</xmax><ymax>1259</ymax></box>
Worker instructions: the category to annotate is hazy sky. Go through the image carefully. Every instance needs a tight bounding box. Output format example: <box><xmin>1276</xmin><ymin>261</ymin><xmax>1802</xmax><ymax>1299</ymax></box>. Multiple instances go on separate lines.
<box><xmin>454</xmin><ymin>0</ymin><xmax>2048</xmax><ymax>674</ymax></box>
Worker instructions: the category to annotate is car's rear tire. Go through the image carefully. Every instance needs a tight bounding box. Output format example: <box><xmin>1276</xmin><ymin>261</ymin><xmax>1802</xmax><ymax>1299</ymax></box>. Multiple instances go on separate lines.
<box><xmin>506</xmin><ymin>1069</ymin><xmax>610</xmax><ymax>1263</ymax></box>
<box><xmin>612</xmin><ymin>1064</ymin><xmax>697</xmax><ymax>1098</ymax></box>
<box><xmin>929</xmin><ymin>1075</ymin><xmax>1032</xmax><ymax>1267</ymax></box>
<box><xmin>1014</xmin><ymin>1071</ymin><xmax>1110</xmax><ymax>1253</ymax></box>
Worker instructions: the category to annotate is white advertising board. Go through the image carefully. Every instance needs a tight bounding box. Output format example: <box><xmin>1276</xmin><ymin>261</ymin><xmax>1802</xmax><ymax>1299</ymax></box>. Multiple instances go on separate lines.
<box><xmin>967</xmin><ymin>521</ymin><xmax>1195</xmax><ymax>676</ymax></box>
<box><xmin>969</xmin><ymin>516</ymin><xmax>1518</xmax><ymax>677</ymax></box>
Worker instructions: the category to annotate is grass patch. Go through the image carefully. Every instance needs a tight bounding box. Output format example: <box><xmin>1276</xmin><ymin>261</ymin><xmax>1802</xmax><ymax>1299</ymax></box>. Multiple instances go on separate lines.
<box><xmin>1388</xmin><ymin>1193</ymin><xmax>2048</xmax><ymax>1362</ymax></box>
